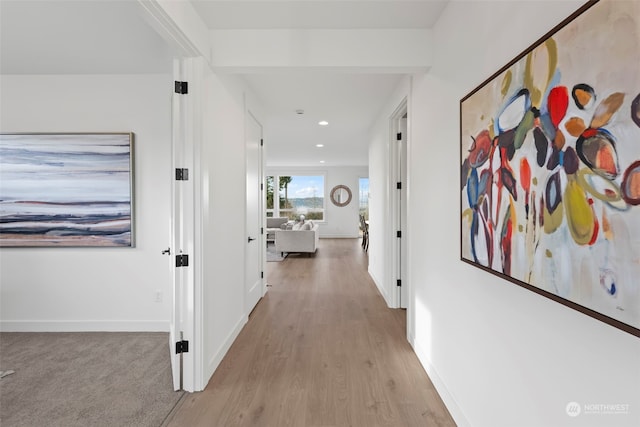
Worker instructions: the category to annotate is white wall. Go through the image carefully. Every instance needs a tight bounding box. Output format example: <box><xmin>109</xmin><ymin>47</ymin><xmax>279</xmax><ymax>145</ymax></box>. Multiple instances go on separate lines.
<box><xmin>408</xmin><ymin>1</ymin><xmax>640</xmax><ymax>427</ymax></box>
<box><xmin>368</xmin><ymin>77</ymin><xmax>410</xmax><ymax>306</ymax></box>
<box><xmin>265</xmin><ymin>166</ymin><xmax>366</xmax><ymax>238</ymax></box>
<box><xmin>210</xmin><ymin>29</ymin><xmax>432</xmax><ymax>72</ymax></box>
<box><xmin>0</xmin><ymin>74</ymin><xmax>172</xmax><ymax>331</ymax></box>
<box><xmin>324</xmin><ymin>166</ymin><xmax>367</xmax><ymax>238</ymax></box>
<box><xmin>199</xmin><ymin>69</ymin><xmax>267</xmax><ymax>384</ymax></box>
<box><xmin>138</xmin><ymin>0</ymin><xmax>269</xmax><ymax>393</ymax></box>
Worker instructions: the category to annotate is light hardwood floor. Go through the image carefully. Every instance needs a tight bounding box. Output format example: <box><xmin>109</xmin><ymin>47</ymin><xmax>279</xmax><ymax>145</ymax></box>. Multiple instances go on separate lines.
<box><xmin>167</xmin><ymin>238</ymin><xmax>455</xmax><ymax>427</ymax></box>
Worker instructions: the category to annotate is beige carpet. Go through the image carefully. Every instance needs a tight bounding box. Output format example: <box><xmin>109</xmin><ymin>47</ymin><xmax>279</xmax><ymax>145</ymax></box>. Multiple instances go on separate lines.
<box><xmin>0</xmin><ymin>332</ymin><xmax>184</xmax><ymax>427</ymax></box>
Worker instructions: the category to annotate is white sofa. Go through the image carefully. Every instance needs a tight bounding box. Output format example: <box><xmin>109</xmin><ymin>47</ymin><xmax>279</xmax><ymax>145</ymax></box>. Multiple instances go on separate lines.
<box><xmin>275</xmin><ymin>221</ymin><xmax>319</xmax><ymax>256</ymax></box>
<box><xmin>266</xmin><ymin>217</ymin><xmax>289</xmax><ymax>242</ymax></box>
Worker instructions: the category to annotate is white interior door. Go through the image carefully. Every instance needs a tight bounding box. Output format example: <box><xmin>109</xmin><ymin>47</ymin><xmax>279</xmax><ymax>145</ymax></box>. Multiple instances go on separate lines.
<box><xmin>169</xmin><ymin>59</ymin><xmax>196</xmax><ymax>392</ymax></box>
<box><xmin>390</xmin><ymin>101</ymin><xmax>408</xmax><ymax>310</ymax></box>
<box><xmin>169</xmin><ymin>78</ymin><xmax>182</xmax><ymax>391</ymax></box>
<box><xmin>245</xmin><ymin>112</ymin><xmax>263</xmax><ymax>315</ymax></box>
<box><xmin>399</xmin><ymin>116</ymin><xmax>408</xmax><ymax>309</ymax></box>
<box><xmin>137</xmin><ymin>4</ymin><xmax>199</xmax><ymax>393</ymax></box>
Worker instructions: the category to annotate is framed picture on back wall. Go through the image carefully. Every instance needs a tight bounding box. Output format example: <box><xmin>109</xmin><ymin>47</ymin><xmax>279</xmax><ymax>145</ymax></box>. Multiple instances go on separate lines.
<box><xmin>460</xmin><ymin>0</ymin><xmax>640</xmax><ymax>337</ymax></box>
<box><xmin>0</xmin><ymin>132</ymin><xmax>135</xmax><ymax>247</ymax></box>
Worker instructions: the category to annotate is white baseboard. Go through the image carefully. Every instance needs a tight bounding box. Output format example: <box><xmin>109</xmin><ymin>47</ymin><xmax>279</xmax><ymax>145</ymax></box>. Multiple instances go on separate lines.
<box><xmin>369</xmin><ymin>269</ymin><xmax>392</xmax><ymax>307</ymax></box>
<box><xmin>411</xmin><ymin>339</ymin><xmax>471</xmax><ymax>427</ymax></box>
<box><xmin>204</xmin><ymin>315</ymin><xmax>247</xmax><ymax>388</ymax></box>
<box><xmin>319</xmin><ymin>235</ymin><xmax>360</xmax><ymax>239</ymax></box>
<box><xmin>0</xmin><ymin>320</ymin><xmax>169</xmax><ymax>332</ymax></box>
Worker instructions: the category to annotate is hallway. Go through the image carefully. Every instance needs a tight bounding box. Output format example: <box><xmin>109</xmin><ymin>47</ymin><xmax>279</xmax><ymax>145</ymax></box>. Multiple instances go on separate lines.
<box><xmin>167</xmin><ymin>239</ymin><xmax>455</xmax><ymax>427</ymax></box>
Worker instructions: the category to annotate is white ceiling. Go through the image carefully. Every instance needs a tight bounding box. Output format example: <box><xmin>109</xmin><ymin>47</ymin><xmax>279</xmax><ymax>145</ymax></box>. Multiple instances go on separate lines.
<box><xmin>0</xmin><ymin>1</ymin><xmax>174</xmax><ymax>75</ymax></box>
<box><xmin>190</xmin><ymin>0</ymin><xmax>448</xmax><ymax>30</ymax></box>
<box><xmin>244</xmin><ymin>73</ymin><xmax>405</xmax><ymax>167</ymax></box>
<box><xmin>0</xmin><ymin>0</ymin><xmax>448</xmax><ymax>167</ymax></box>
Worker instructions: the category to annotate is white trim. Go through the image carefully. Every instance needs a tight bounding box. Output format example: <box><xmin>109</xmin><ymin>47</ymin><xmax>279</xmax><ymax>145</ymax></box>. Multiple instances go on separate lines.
<box><xmin>191</xmin><ymin>57</ymin><xmax>206</xmax><ymax>392</ymax></box>
<box><xmin>206</xmin><ymin>315</ymin><xmax>248</xmax><ymax>380</ymax></box>
<box><xmin>0</xmin><ymin>321</ymin><xmax>169</xmax><ymax>332</ymax></box>
<box><xmin>136</xmin><ymin>0</ymin><xmax>201</xmax><ymax>58</ymax></box>
<box><xmin>182</xmin><ymin>57</ymin><xmax>197</xmax><ymax>393</ymax></box>
<box><xmin>405</xmin><ymin>78</ymin><xmax>415</xmax><ymax>343</ymax></box>
<box><xmin>388</xmin><ymin>98</ymin><xmax>408</xmax><ymax>309</ymax></box>
<box><xmin>319</xmin><ymin>234</ymin><xmax>359</xmax><ymax>239</ymax></box>
<box><xmin>412</xmin><ymin>339</ymin><xmax>471</xmax><ymax>427</ymax></box>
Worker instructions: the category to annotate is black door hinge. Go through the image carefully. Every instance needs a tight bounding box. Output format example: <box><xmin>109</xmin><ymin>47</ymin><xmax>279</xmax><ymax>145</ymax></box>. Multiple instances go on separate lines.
<box><xmin>174</xmin><ymin>81</ymin><xmax>188</xmax><ymax>94</ymax></box>
<box><xmin>261</xmin><ymin>271</ymin><xmax>264</xmax><ymax>279</ymax></box>
<box><xmin>175</xmin><ymin>168</ymin><xmax>189</xmax><ymax>181</ymax></box>
<box><xmin>261</xmin><ymin>227</ymin><xmax>264</xmax><ymax>235</ymax></box>
<box><xmin>261</xmin><ymin>183</ymin><xmax>264</xmax><ymax>190</ymax></box>
<box><xmin>397</xmin><ymin>230</ymin><xmax>402</xmax><ymax>238</ymax></box>
<box><xmin>175</xmin><ymin>340</ymin><xmax>189</xmax><ymax>354</ymax></box>
<box><xmin>397</xmin><ymin>132</ymin><xmax>402</xmax><ymax>141</ymax></box>
<box><xmin>175</xmin><ymin>254</ymin><xmax>189</xmax><ymax>267</ymax></box>
<box><xmin>397</xmin><ymin>279</ymin><xmax>402</xmax><ymax>287</ymax></box>
<box><xmin>397</xmin><ymin>182</ymin><xmax>402</xmax><ymax>190</ymax></box>
<box><xmin>260</xmin><ymin>139</ymin><xmax>264</xmax><ymax>147</ymax></box>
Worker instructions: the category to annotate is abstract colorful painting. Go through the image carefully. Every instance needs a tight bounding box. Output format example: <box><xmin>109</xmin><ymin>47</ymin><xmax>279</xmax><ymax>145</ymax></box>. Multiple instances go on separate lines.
<box><xmin>460</xmin><ymin>0</ymin><xmax>640</xmax><ymax>337</ymax></box>
<box><xmin>0</xmin><ymin>133</ymin><xmax>134</xmax><ymax>247</ymax></box>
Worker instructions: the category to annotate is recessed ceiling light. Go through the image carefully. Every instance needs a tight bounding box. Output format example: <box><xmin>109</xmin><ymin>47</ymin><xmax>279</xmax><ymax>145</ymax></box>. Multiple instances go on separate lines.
<box><xmin>318</xmin><ymin>120</ymin><xmax>329</xmax><ymax>126</ymax></box>
<box><xmin>319</xmin><ymin>160</ymin><xmax>325</xmax><ymax>163</ymax></box>
<box><xmin>316</xmin><ymin>144</ymin><xmax>324</xmax><ymax>148</ymax></box>
<box><xmin>295</xmin><ymin>109</ymin><xmax>304</xmax><ymax>115</ymax></box>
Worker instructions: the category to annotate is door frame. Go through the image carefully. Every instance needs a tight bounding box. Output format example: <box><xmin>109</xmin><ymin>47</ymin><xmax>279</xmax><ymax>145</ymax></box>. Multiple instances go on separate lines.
<box><xmin>138</xmin><ymin>0</ymin><xmax>206</xmax><ymax>393</ymax></box>
<box><xmin>171</xmin><ymin>57</ymin><xmax>204</xmax><ymax>393</ymax></box>
<box><xmin>387</xmin><ymin>98</ymin><xmax>408</xmax><ymax>310</ymax></box>
<box><xmin>398</xmin><ymin>112</ymin><xmax>408</xmax><ymax>309</ymax></box>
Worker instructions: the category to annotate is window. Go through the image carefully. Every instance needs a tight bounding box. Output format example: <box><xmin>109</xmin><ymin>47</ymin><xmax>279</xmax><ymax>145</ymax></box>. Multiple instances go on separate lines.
<box><xmin>265</xmin><ymin>176</ymin><xmax>275</xmax><ymax>217</ymax></box>
<box><xmin>266</xmin><ymin>175</ymin><xmax>325</xmax><ymax>221</ymax></box>
<box><xmin>359</xmin><ymin>177</ymin><xmax>369</xmax><ymax>220</ymax></box>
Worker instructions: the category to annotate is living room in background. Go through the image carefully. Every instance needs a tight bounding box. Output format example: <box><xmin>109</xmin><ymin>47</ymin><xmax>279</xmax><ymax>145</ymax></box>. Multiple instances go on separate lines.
<box><xmin>266</xmin><ymin>174</ymin><xmax>326</xmax><ymax>221</ymax></box>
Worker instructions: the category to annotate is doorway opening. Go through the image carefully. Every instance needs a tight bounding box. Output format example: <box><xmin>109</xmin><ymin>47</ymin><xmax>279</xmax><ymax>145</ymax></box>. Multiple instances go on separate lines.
<box><xmin>359</xmin><ymin>177</ymin><xmax>370</xmax><ymax>252</ymax></box>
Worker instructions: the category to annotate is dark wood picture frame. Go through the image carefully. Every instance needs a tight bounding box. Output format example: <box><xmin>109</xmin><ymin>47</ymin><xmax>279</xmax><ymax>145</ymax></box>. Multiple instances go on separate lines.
<box><xmin>460</xmin><ymin>0</ymin><xmax>640</xmax><ymax>338</ymax></box>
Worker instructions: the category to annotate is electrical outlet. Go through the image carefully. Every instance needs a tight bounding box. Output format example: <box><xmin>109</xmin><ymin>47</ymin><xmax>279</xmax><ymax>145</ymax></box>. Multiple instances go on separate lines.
<box><xmin>154</xmin><ymin>290</ymin><xmax>163</xmax><ymax>303</ymax></box>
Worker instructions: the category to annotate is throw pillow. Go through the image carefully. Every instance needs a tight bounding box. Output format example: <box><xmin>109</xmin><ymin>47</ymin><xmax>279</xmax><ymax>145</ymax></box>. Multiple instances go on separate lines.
<box><xmin>302</xmin><ymin>222</ymin><xmax>312</xmax><ymax>230</ymax></box>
